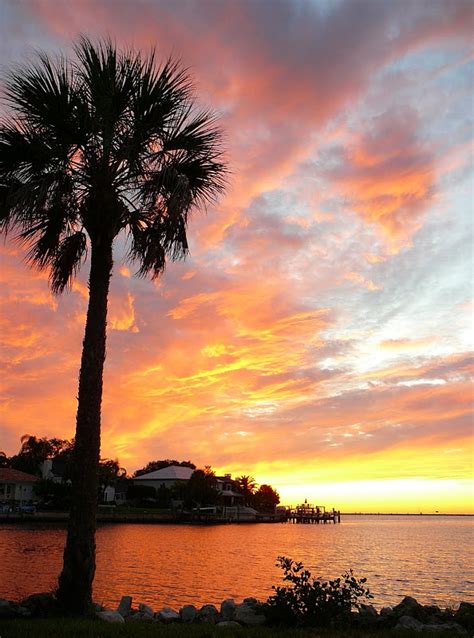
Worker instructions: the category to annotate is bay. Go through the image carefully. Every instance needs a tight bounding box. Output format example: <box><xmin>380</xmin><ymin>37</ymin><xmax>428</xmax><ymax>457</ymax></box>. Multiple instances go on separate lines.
<box><xmin>0</xmin><ymin>515</ymin><xmax>472</xmax><ymax>610</ymax></box>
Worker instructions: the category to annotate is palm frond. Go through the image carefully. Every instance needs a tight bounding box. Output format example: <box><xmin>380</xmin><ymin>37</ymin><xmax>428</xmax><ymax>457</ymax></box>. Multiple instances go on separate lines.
<box><xmin>5</xmin><ymin>52</ymin><xmax>79</xmax><ymax>145</ymax></box>
<box><xmin>50</xmin><ymin>231</ymin><xmax>87</xmax><ymax>293</ymax></box>
<box><xmin>128</xmin><ymin>220</ymin><xmax>167</xmax><ymax>279</ymax></box>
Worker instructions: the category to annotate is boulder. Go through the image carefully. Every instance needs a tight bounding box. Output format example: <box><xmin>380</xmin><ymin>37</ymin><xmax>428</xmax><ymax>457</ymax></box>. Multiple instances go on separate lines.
<box><xmin>96</xmin><ymin>610</ymin><xmax>125</xmax><ymax>623</ymax></box>
<box><xmin>356</xmin><ymin>603</ymin><xmax>378</xmax><ymax>627</ymax></box>
<box><xmin>395</xmin><ymin>615</ymin><xmax>424</xmax><ymax>631</ymax></box>
<box><xmin>0</xmin><ymin>600</ymin><xmax>17</xmax><ymax>619</ymax></box>
<box><xmin>198</xmin><ymin>603</ymin><xmax>219</xmax><ymax>623</ymax></box>
<box><xmin>216</xmin><ymin>620</ymin><xmax>241</xmax><ymax>627</ymax></box>
<box><xmin>138</xmin><ymin>603</ymin><xmax>154</xmax><ymax>618</ymax></box>
<box><xmin>220</xmin><ymin>598</ymin><xmax>236</xmax><ymax>621</ymax></box>
<box><xmin>454</xmin><ymin>602</ymin><xmax>474</xmax><ymax>630</ymax></box>
<box><xmin>422</xmin><ymin>622</ymin><xmax>467</xmax><ymax>635</ymax></box>
<box><xmin>375</xmin><ymin>608</ymin><xmax>397</xmax><ymax>629</ymax></box>
<box><xmin>15</xmin><ymin>606</ymin><xmax>32</xmax><ymax>618</ymax></box>
<box><xmin>393</xmin><ymin>596</ymin><xmax>426</xmax><ymax>621</ymax></box>
<box><xmin>235</xmin><ymin>601</ymin><xmax>266</xmax><ymax>626</ymax></box>
<box><xmin>157</xmin><ymin>606</ymin><xmax>180</xmax><ymax>623</ymax></box>
<box><xmin>21</xmin><ymin>592</ymin><xmax>57</xmax><ymax>617</ymax></box>
<box><xmin>379</xmin><ymin>606</ymin><xmax>396</xmax><ymax>622</ymax></box>
<box><xmin>126</xmin><ymin>611</ymin><xmax>151</xmax><ymax>623</ymax></box>
<box><xmin>180</xmin><ymin>604</ymin><xmax>197</xmax><ymax>622</ymax></box>
<box><xmin>117</xmin><ymin>595</ymin><xmax>132</xmax><ymax>617</ymax></box>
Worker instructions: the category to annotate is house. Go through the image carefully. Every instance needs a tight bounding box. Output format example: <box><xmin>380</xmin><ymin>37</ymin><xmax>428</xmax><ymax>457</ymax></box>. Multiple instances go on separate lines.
<box><xmin>0</xmin><ymin>468</ymin><xmax>38</xmax><ymax>504</ymax></box>
<box><xmin>102</xmin><ymin>479</ymin><xmax>128</xmax><ymax>505</ymax></box>
<box><xmin>41</xmin><ymin>458</ymin><xmax>68</xmax><ymax>483</ymax></box>
<box><xmin>215</xmin><ymin>473</ymin><xmax>244</xmax><ymax>507</ymax></box>
<box><xmin>133</xmin><ymin>465</ymin><xmax>194</xmax><ymax>491</ymax></box>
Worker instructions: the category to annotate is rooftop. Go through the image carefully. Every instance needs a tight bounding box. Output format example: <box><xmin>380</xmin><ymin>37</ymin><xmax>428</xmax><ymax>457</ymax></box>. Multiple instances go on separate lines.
<box><xmin>134</xmin><ymin>465</ymin><xmax>194</xmax><ymax>481</ymax></box>
<box><xmin>0</xmin><ymin>468</ymin><xmax>39</xmax><ymax>482</ymax></box>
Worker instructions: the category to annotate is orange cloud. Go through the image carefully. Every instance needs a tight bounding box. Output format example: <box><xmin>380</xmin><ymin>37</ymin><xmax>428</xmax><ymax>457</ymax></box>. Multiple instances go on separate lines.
<box><xmin>324</xmin><ymin>107</ymin><xmax>435</xmax><ymax>249</ymax></box>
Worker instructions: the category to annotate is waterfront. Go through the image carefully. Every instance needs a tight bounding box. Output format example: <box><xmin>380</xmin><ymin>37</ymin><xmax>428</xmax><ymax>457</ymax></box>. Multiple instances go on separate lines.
<box><xmin>0</xmin><ymin>515</ymin><xmax>472</xmax><ymax>610</ymax></box>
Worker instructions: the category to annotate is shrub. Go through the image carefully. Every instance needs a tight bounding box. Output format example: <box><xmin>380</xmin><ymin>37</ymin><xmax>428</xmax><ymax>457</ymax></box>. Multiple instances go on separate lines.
<box><xmin>263</xmin><ymin>556</ymin><xmax>373</xmax><ymax>628</ymax></box>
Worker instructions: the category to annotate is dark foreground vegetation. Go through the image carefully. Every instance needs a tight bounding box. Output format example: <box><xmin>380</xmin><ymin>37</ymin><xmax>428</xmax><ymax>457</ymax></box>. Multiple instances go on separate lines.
<box><xmin>0</xmin><ymin>617</ymin><xmax>461</xmax><ymax>638</ymax></box>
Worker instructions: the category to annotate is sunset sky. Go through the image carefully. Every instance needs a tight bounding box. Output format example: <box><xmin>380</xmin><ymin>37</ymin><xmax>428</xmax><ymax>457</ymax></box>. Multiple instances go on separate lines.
<box><xmin>0</xmin><ymin>0</ymin><xmax>473</xmax><ymax>513</ymax></box>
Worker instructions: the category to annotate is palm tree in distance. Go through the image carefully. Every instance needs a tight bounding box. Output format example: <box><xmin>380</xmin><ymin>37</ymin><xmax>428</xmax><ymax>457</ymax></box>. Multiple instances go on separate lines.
<box><xmin>236</xmin><ymin>475</ymin><xmax>258</xmax><ymax>505</ymax></box>
<box><xmin>0</xmin><ymin>38</ymin><xmax>226</xmax><ymax>613</ymax></box>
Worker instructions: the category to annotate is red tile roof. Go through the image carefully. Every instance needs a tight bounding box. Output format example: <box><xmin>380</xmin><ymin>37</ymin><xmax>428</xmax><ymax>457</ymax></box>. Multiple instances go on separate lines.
<box><xmin>0</xmin><ymin>468</ymin><xmax>38</xmax><ymax>482</ymax></box>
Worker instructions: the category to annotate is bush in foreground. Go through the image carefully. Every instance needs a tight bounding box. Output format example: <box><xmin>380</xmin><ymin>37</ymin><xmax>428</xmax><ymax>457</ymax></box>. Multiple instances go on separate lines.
<box><xmin>263</xmin><ymin>556</ymin><xmax>373</xmax><ymax>628</ymax></box>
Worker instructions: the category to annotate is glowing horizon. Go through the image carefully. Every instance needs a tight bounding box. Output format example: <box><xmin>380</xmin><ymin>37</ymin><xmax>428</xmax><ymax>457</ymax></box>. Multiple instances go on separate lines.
<box><xmin>0</xmin><ymin>0</ymin><xmax>473</xmax><ymax>514</ymax></box>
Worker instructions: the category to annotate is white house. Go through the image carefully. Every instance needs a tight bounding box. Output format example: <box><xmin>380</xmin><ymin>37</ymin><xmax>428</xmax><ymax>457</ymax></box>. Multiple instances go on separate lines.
<box><xmin>133</xmin><ymin>465</ymin><xmax>194</xmax><ymax>490</ymax></box>
<box><xmin>215</xmin><ymin>473</ymin><xmax>243</xmax><ymax>506</ymax></box>
<box><xmin>0</xmin><ymin>468</ymin><xmax>38</xmax><ymax>503</ymax></box>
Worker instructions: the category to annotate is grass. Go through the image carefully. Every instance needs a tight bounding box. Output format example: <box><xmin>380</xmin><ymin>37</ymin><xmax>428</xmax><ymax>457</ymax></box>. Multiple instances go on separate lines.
<box><xmin>0</xmin><ymin>618</ymin><xmax>453</xmax><ymax>638</ymax></box>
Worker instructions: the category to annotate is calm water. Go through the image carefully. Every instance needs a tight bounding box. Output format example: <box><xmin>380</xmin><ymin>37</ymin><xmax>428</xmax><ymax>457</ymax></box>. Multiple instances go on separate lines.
<box><xmin>0</xmin><ymin>516</ymin><xmax>472</xmax><ymax>610</ymax></box>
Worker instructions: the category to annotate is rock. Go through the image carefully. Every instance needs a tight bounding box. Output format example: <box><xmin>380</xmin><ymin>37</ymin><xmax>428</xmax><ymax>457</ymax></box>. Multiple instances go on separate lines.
<box><xmin>216</xmin><ymin>620</ymin><xmax>241</xmax><ymax>627</ymax></box>
<box><xmin>0</xmin><ymin>600</ymin><xmax>17</xmax><ymax>619</ymax></box>
<box><xmin>96</xmin><ymin>610</ymin><xmax>125</xmax><ymax>623</ymax></box>
<box><xmin>220</xmin><ymin>598</ymin><xmax>236</xmax><ymax>621</ymax></box>
<box><xmin>157</xmin><ymin>606</ymin><xmax>180</xmax><ymax>623</ymax></box>
<box><xmin>21</xmin><ymin>592</ymin><xmax>57</xmax><ymax>617</ymax></box>
<box><xmin>377</xmin><ymin>606</ymin><xmax>396</xmax><ymax>627</ymax></box>
<box><xmin>422</xmin><ymin>605</ymin><xmax>444</xmax><ymax>623</ymax></box>
<box><xmin>356</xmin><ymin>604</ymin><xmax>378</xmax><ymax>627</ymax></box>
<box><xmin>180</xmin><ymin>604</ymin><xmax>197</xmax><ymax>622</ymax></box>
<box><xmin>395</xmin><ymin>615</ymin><xmax>424</xmax><ymax>631</ymax></box>
<box><xmin>454</xmin><ymin>602</ymin><xmax>474</xmax><ymax>630</ymax></box>
<box><xmin>198</xmin><ymin>603</ymin><xmax>219</xmax><ymax>623</ymax></box>
<box><xmin>126</xmin><ymin>611</ymin><xmax>149</xmax><ymax>623</ymax></box>
<box><xmin>138</xmin><ymin>603</ymin><xmax>154</xmax><ymax>618</ymax></box>
<box><xmin>117</xmin><ymin>595</ymin><xmax>132</xmax><ymax>617</ymax></box>
<box><xmin>16</xmin><ymin>606</ymin><xmax>32</xmax><ymax>618</ymax></box>
<box><xmin>243</xmin><ymin>597</ymin><xmax>258</xmax><ymax>605</ymax></box>
<box><xmin>359</xmin><ymin>604</ymin><xmax>378</xmax><ymax>618</ymax></box>
<box><xmin>380</xmin><ymin>606</ymin><xmax>395</xmax><ymax>619</ymax></box>
<box><xmin>422</xmin><ymin>622</ymin><xmax>467</xmax><ymax>634</ymax></box>
<box><xmin>393</xmin><ymin>596</ymin><xmax>426</xmax><ymax>621</ymax></box>
<box><xmin>235</xmin><ymin>601</ymin><xmax>266</xmax><ymax>626</ymax></box>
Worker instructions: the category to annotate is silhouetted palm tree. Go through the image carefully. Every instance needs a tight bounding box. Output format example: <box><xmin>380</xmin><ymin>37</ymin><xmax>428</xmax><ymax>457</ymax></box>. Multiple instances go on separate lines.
<box><xmin>236</xmin><ymin>475</ymin><xmax>258</xmax><ymax>505</ymax></box>
<box><xmin>0</xmin><ymin>38</ymin><xmax>226</xmax><ymax>613</ymax></box>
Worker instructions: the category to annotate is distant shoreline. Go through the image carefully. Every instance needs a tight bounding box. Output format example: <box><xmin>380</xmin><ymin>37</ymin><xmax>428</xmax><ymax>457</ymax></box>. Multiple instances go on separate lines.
<box><xmin>0</xmin><ymin>511</ymin><xmax>472</xmax><ymax>526</ymax></box>
<box><xmin>341</xmin><ymin>512</ymin><xmax>473</xmax><ymax>516</ymax></box>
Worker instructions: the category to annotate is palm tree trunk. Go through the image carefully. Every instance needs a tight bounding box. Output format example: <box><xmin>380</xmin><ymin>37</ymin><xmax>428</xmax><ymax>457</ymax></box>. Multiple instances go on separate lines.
<box><xmin>57</xmin><ymin>238</ymin><xmax>113</xmax><ymax>614</ymax></box>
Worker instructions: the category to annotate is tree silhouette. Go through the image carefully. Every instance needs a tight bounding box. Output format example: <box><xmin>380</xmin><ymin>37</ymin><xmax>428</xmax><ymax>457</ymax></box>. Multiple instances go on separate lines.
<box><xmin>254</xmin><ymin>484</ymin><xmax>280</xmax><ymax>512</ymax></box>
<box><xmin>236</xmin><ymin>474</ymin><xmax>257</xmax><ymax>505</ymax></box>
<box><xmin>0</xmin><ymin>38</ymin><xmax>226</xmax><ymax>613</ymax></box>
<box><xmin>8</xmin><ymin>435</ymin><xmax>57</xmax><ymax>475</ymax></box>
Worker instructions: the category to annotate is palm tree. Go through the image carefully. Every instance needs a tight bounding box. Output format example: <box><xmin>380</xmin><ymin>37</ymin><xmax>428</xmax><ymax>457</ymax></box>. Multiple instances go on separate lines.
<box><xmin>0</xmin><ymin>38</ymin><xmax>226</xmax><ymax>613</ymax></box>
<box><xmin>236</xmin><ymin>475</ymin><xmax>258</xmax><ymax>505</ymax></box>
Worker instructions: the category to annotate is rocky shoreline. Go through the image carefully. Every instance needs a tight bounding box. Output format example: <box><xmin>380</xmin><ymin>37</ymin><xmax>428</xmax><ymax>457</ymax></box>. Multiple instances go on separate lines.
<box><xmin>1</xmin><ymin>593</ymin><xmax>473</xmax><ymax>634</ymax></box>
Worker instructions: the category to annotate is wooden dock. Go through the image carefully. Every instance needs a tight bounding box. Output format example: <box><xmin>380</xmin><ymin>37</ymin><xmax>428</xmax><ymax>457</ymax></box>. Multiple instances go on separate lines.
<box><xmin>281</xmin><ymin>502</ymin><xmax>341</xmax><ymax>524</ymax></box>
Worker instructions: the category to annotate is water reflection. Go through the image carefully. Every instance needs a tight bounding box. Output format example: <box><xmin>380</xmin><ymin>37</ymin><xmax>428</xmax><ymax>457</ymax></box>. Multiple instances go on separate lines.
<box><xmin>0</xmin><ymin>516</ymin><xmax>472</xmax><ymax>609</ymax></box>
